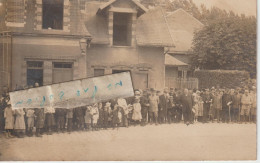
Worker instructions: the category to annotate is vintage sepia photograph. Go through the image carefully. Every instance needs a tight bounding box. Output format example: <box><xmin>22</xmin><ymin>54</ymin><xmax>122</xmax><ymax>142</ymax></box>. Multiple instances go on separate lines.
<box><xmin>0</xmin><ymin>0</ymin><xmax>257</xmax><ymax>161</ymax></box>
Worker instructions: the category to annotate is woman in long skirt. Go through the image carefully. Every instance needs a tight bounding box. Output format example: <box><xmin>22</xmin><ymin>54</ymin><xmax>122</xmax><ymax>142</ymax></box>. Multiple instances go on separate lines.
<box><xmin>14</xmin><ymin>108</ymin><xmax>26</xmax><ymax>138</ymax></box>
<box><xmin>26</xmin><ymin>108</ymin><xmax>35</xmax><ymax>137</ymax></box>
<box><xmin>91</xmin><ymin>103</ymin><xmax>99</xmax><ymax>131</ymax></box>
<box><xmin>44</xmin><ymin>107</ymin><xmax>55</xmax><ymax>135</ymax></box>
<box><xmin>4</xmin><ymin>102</ymin><xmax>15</xmax><ymax>138</ymax></box>
<box><xmin>132</xmin><ymin>98</ymin><xmax>142</xmax><ymax>126</ymax></box>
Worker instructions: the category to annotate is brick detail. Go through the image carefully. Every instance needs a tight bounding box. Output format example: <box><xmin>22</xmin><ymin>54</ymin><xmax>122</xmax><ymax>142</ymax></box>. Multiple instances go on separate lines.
<box><xmin>131</xmin><ymin>13</ymin><xmax>137</xmax><ymax>47</ymax></box>
<box><xmin>21</xmin><ymin>61</ymin><xmax>27</xmax><ymax>86</ymax></box>
<box><xmin>35</xmin><ymin>0</ymin><xmax>70</xmax><ymax>32</ymax></box>
<box><xmin>34</xmin><ymin>0</ymin><xmax>42</xmax><ymax>30</ymax></box>
<box><xmin>108</xmin><ymin>11</ymin><xmax>113</xmax><ymax>46</ymax></box>
<box><xmin>43</xmin><ymin>61</ymin><xmax>52</xmax><ymax>85</ymax></box>
<box><xmin>73</xmin><ymin>60</ymin><xmax>79</xmax><ymax>80</ymax></box>
<box><xmin>63</xmin><ymin>0</ymin><xmax>70</xmax><ymax>32</ymax></box>
<box><xmin>5</xmin><ymin>0</ymin><xmax>26</xmax><ymax>27</ymax></box>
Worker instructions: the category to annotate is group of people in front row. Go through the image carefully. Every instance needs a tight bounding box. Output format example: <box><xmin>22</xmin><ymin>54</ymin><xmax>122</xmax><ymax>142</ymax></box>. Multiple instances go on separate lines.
<box><xmin>0</xmin><ymin>84</ymin><xmax>257</xmax><ymax>138</ymax></box>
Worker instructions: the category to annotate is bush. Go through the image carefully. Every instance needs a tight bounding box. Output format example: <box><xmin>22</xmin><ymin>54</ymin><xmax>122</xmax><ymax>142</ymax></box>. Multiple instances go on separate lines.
<box><xmin>194</xmin><ymin>70</ymin><xmax>251</xmax><ymax>89</ymax></box>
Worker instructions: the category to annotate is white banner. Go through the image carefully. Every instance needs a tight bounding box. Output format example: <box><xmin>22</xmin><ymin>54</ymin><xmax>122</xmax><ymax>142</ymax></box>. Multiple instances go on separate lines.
<box><xmin>10</xmin><ymin>72</ymin><xmax>134</xmax><ymax>109</ymax></box>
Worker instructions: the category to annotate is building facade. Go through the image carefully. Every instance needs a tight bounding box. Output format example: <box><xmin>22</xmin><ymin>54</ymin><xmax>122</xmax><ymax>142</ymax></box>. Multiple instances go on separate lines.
<box><xmin>0</xmin><ymin>0</ymin><xmax>203</xmax><ymax>95</ymax></box>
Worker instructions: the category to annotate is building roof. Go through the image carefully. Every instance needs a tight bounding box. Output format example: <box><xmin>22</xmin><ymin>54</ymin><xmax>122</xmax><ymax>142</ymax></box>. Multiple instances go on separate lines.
<box><xmin>85</xmin><ymin>1</ymin><xmax>110</xmax><ymax>44</ymax></box>
<box><xmin>165</xmin><ymin>54</ymin><xmax>188</xmax><ymax>66</ymax></box>
<box><xmin>166</xmin><ymin>8</ymin><xmax>204</xmax><ymax>53</ymax></box>
<box><xmin>97</xmin><ymin>0</ymin><xmax>148</xmax><ymax>15</ymax></box>
<box><xmin>136</xmin><ymin>7</ymin><xmax>175</xmax><ymax>47</ymax></box>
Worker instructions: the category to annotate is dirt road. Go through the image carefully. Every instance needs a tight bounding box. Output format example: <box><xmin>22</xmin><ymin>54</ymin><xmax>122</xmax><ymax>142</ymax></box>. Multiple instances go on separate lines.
<box><xmin>0</xmin><ymin>123</ymin><xmax>256</xmax><ymax>161</ymax></box>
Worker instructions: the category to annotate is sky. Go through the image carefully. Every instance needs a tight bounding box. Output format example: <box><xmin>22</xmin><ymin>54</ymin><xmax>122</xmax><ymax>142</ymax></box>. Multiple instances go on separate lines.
<box><xmin>192</xmin><ymin>0</ymin><xmax>257</xmax><ymax>16</ymax></box>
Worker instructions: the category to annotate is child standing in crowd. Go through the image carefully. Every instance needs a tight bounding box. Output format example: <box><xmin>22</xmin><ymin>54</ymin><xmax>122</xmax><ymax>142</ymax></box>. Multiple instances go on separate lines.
<box><xmin>44</xmin><ymin>106</ymin><xmax>55</xmax><ymax>135</ymax></box>
<box><xmin>103</xmin><ymin>102</ymin><xmax>112</xmax><ymax>129</ymax></box>
<box><xmin>117</xmin><ymin>98</ymin><xmax>129</xmax><ymax>127</ymax></box>
<box><xmin>92</xmin><ymin>103</ymin><xmax>99</xmax><ymax>131</ymax></box>
<box><xmin>4</xmin><ymin>101</ymin><xmax>14</xmax><ymax>138</ymax></box>
<box><xmin>26</xmin><ymin>108</ymin><xmax>35</xmax><ymax>137</ymax></box>
<box><xmin>84</xmin><ymin>106</ymin><xmax>92</xmax><ymax>131</ymax></box>
<box><xmin>67</xmin><ymin>108</ymin><xmax>74</xmax><ymax>133</ymax></box>
<box><xmin>112</xmin><ymin>103</ymin><xmax>120</xmax><ymax>129</ymax></box>
<box><xmin>14</xmin><ymin>108</ymin><xmax>26</xmax><ymax>138</ymax></box>
<box><xmin>98</xmin><ymin>103</ymin><xmax>104</xmax><ymax>129</ymax></box>
<box><xmin>132</xmin><ymin>98</ymin><xmax>142</xmax><ymax>126</ymax></box>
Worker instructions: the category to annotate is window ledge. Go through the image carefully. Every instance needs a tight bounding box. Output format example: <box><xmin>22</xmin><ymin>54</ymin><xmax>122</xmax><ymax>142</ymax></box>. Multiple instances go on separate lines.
<box><xmin>112</xmin><ymin>45</ymin><xmax>134</xmax><ymax>48</ymax></box>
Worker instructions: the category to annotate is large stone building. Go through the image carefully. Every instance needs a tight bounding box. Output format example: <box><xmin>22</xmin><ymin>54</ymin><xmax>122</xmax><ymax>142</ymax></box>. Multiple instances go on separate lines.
<box><xmin>0</xmin><ymin>0</ymin><xmax>203</xmax><ymax>95</ymax></box>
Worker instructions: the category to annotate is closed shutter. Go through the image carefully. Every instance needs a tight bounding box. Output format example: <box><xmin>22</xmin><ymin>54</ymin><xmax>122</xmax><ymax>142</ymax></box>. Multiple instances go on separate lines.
<box><xmin>52</xmin><ymin>62</ymin><xmax>73</xmax><ymax>84</ymax></box>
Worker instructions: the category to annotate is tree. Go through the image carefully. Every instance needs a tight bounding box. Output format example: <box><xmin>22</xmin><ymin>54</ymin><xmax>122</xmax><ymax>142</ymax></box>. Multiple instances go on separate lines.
<box><xmin>191</xmin><ymin>14</ymin><xmax>256</xmax><ymax>78</ymax></box>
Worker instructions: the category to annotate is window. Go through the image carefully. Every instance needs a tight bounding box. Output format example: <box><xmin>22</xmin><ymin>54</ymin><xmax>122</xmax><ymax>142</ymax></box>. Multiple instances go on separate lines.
<box><xmin>27</xmin><ymin>61</ymin><xmax>43</xmax><ymax>87</ymax></box>
<box><xmin>42</xmin><ymin>0</ymin><xmax>64</xmax><ymax>30</ymax></box>
<box><xmin>94</xmin><ymin>69</ymin><xmax>105</xmax><ymax>77</ymax></box>
<box><xmin>52</xmin><ymin>62</ymin><xmax>73</xmax><ymax>84</ymax></box>
<box><xmin>112</xmin><ymin>70</ymin><xmax>130</xmax><ymax>74</ymax></box>
<box><xmin>178</xmin><ymin>71</ymin><xmax>183</xmax><ymax>78</ymax></box>
<box><xmin>113</xmin><ymin>13</ymin><xmax>132</xmax><ymax>46</ymax></box>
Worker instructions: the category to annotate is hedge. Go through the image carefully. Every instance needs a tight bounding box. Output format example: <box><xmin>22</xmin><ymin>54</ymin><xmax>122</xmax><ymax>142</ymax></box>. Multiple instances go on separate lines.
<box><xmin>194</xmin><ymin>70</ymin><xmax>251</xmax><ymax>89</ymax></box>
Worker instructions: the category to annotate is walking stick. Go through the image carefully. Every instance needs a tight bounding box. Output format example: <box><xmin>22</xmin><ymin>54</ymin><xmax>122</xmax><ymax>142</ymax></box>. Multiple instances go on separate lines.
<box><xmin>238</xmin><ymin>105</ymin><xmax>241</xmax><ymax>122</ymax></box>
<box><xmin>228</xmin><ymin>105</ymin><xmax>231</xmax><ymax>123</ymax></box>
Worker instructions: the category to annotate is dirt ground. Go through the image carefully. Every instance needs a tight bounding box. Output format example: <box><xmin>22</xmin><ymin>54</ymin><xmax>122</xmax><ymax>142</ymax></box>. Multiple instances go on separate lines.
<box><xmin>0</xmin><ymin>123</ymin><xmax>256</xmax><ymax>161</ymax></box>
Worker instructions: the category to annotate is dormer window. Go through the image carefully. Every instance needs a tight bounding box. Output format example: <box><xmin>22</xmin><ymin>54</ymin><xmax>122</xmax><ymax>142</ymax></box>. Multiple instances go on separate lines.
<box><xmin>113</xmin><ymin>13</ymin><xmax>132</xmax><ymax>46</ymax></box>
<box><xmin>42</xmin><ymin>0</ymin><xmax>64</xmax><ymax>30</ymax></box>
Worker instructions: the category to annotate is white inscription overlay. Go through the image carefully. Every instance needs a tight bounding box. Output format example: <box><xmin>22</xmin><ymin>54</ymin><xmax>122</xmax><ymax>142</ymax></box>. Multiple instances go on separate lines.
<box><xmin>10</xmin><ymin>72</ymin><xmax>134</xmax><ymax>109</ymax></box>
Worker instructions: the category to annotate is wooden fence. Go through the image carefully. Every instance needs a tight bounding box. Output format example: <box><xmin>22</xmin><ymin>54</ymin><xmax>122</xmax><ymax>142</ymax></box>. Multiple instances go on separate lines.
<box><xmin>165</xmin><ymin>77</ymin><xmax>199</xmax><ymax>90</ymax></box>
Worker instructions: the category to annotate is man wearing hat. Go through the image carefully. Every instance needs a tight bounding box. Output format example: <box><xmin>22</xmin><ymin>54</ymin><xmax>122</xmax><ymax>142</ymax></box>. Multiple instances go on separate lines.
<box><xmin>180</xmin><ymin>89</ymin><xmax>193</xmax><ymax>125</ymax></box>
<box><xmin>241</xmin><ymin>89</ymin><xmax>252</xmax><ymax>123</ymax></box>
<box><xmin>34</xmin><ymin>82</ymin><xmax>45</xmax><ymax>137</ymax></box>
<box><xmin>250</xmin><ymin>86</ymin><xmax>256</xmax><ymax>123</ymax></box>
<box><xmin>231</xmin><ymin>89</ymin><xmax>241</xmax><ymax>123</ymax></box>
<box><xmin>140</xmin><ymin>90</ymin><xmax>149</xmax><ymax>126</ymax></box>
<box><xmin>148</xmin><ymin>88</ymin><xmax>159</xmax><ymax>125</ymax></box>
<box><xmin>159</xmin><ymin>88</ymin><xmax>169</xmax><ymax>124</ymax></box>
<box><xmin>222</xmin><ymin>89</ymin><xmax>232</xmax><ymax>123</ymax></box>
<box><xmin>202</xmin><ymin>89</ymin><xmax>212</xmax><ymax>123</ymax></box>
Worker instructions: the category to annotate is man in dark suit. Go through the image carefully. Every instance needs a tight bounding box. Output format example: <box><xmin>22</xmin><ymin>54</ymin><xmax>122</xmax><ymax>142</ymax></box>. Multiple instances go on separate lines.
<box><xmin>159</xmin><ymin>89</ymin><xmax>168</xmax><ymax>124</ymax></box>
<box><xmin>180</xmin><ymin>88</ymin><xmax>193</xmax><ymax>125</ymax></box>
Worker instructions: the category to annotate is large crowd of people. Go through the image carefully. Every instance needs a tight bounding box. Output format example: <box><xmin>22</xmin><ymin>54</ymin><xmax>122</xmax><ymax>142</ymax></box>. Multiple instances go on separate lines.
<box><xmin>0</xmin><ymin>84</ymin><xmax>257</xmax><ymax>139</ymax></box>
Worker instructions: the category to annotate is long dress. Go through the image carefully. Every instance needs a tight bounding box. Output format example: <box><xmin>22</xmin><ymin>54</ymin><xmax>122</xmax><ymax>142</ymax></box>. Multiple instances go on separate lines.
<box><xmin>35</xmin><ymin>108</ymin><xmax>45</xmax><ymax>129</ymax></box>
<box><xmin>92</xmin><ymin>106</ymin><xmax>99</xmax><ymax>124</ymax></box>
<box><xmin>14</xmin><ymin>108</ymin><xmax>26</xmax><ymax>130</ymax></box>
<box><xmin>132</xmin><ymin>103</ymin><xmax>142</xmax><ymax>121</ymax></box>
<box><xmin>197</xmin><ymin>97</ymin><xmax>204</xmax><ymax>117</ymax></box>
<box><xmin>84</xmin><ymin>107</ymin><xmax>92</xmax><ymax>124</ymax></box>
<box><xmin>44</xmin><ymin>107</ymin><xmax>55</xmax><ymax>127</ymax></box>
<box><xmin>26</xmin><ymin>109</ymin><xmax>35</xmax><ymax>128</ymax></box>
<box><xmin>193</xmin><ymin>94</ymin><xmax>199</xmax><ymax>116</ymax></box>
<box><xmin>4</xmin><ymin>106</ymin><xmax>14</xmax><ymax>129</ymax></box>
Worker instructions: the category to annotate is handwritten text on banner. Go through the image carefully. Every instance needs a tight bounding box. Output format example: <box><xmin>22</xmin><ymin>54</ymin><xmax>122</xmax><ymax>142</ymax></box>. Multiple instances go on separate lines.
<box><xmin>10</xmin><ymin>72</ymin><xmax>134</xmax><ymax>109</ymax></box>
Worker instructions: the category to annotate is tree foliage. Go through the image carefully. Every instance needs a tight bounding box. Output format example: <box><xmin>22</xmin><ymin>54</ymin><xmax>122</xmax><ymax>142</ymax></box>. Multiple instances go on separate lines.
<box><xmin>191</xmin><ymin>14</ymin><xmax>256</xmax><ymax>78</ymax></box>
<box><xmin>140</xmin><ymin>0</ymin><xmax>257</xmax><ymax>78</ymax></box>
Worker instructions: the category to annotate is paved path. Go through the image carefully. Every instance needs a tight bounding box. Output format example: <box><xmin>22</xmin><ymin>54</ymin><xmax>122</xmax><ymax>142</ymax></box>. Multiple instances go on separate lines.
<box><xmin>0</xmin><ymin>123</ymin><xmax>256</xmax><ymax>161</ymax></box>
